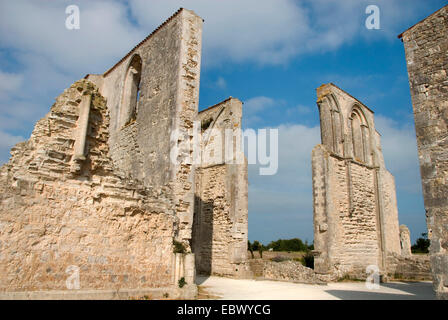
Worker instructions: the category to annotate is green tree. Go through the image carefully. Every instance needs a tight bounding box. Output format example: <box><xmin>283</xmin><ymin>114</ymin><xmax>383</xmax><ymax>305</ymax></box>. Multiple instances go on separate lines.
<box><xmin>252</xmin><ymin>240</ymin><xmax>262</xmax><ymax>251</ymax></box>
<box><xmin>248</xmin><ymin>240</ymin><xmax>254</xmax><ymax>259</ymax></box>
<box><xmin>411</xmin><ymin>233</ymin><xmax>430</xmax><ymax>254</ymax></box>
<box><xmin>266</xmin><ymin>238</ymin><xmax>308</xmax><ymax>252</ymax></box>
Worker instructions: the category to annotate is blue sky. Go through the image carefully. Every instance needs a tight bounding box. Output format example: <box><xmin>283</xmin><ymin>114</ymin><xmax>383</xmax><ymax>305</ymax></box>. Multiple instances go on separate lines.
<box><xmin>0</xmin><ymin>0</ymin><xmax>446</xmax><ymax>244</ymax></box>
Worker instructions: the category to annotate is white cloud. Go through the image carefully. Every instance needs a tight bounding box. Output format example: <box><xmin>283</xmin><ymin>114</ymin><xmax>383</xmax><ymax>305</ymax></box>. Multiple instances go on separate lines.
<box><xmin>244</xmin><ymin>96</ymin><xmax>276</xmax><ymax>115</ymax></box>
<box><xmin>375</xmin><ymin>114</ymin><xmax>422</xmax><ymax>194</ymax></box>
<box><xmin>0</xmin><ymin>131</ymin><xmax>24</xmax><ymax>164</ymax></box>
<box><xmin>214</xmin><ymin>77</ymin><xmax>227</xmax><ymax>90</ymax></box>
<box><xmin>128</xmin><ymin>0</ymin><xmax>431</xmax><ymax>66</ymax></box>
<box><xmin>242</xmin><ymin>96</ymin><xmax>279</xmax><ymax>127</ymax></box>
<box><xmin>0</xmin><ymin>0</ymin><xmax>435</xmax><ymax>74</ymax></box>
<box><xmin>0</xmin><ymin>71</ymin><xmax>23</xmax><ymax>99</ymax></box>
<box><xmin>0</xmin><ymin>0</ymin><xmax>143</xmax><ymax>74</ymax></box>
<box><xmin>296</xmin><ymin>105</ymin><xmax>312</xmax><ymax>114</ymax></box>
<box><xmin>248</xmin><ymin>124</ymin><xmax>321</xmax><ymax>242</ymax></box>
<box><xmin>0</xmin><ymin>0</ymin><xmax>145</xmax><ymax>152</ymax></box>
<box><xmin>129</xmin><ymin>0</ymin><xmax>312</xmax><ymax>65</ymax></box>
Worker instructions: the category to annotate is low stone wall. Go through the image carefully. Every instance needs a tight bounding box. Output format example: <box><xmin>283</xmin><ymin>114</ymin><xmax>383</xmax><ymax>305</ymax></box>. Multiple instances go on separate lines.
<box><xmin>0</xmin><ymin>285</ymin><xmax>197</xmax><ymax>300</ymax></box>
<box><xmin>386</xmin><ymin>253</ymin><xmax>432</xmax><ymax>281</ymax></box>
<box><xmin>248</xmin><ymin>254</ymin><xmax>431</xmax><ymax>284</ymax></box>
<box><xmin>249</xmin><ymin>259</ymin><xmax>327</xmax><ymax>285</ymax></box>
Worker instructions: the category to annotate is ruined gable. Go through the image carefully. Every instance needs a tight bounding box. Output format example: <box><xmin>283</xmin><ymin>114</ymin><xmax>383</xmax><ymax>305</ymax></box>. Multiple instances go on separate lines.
<box><xmin>312</xmin><ymin>83</ymin><xmax>401</xmax><ymax>278</ymax></box>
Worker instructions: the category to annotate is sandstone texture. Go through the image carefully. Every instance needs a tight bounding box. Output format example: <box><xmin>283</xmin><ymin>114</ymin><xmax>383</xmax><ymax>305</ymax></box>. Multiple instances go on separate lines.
<box><xmin>248</xmin><ymin>259</ymin><xmax>328</xmax><ymax>285</ymax></box>
<box><xmin>193</xmin><ymin>98</ymin><xmax>249</xmax><ymax>278</ymax></box>
<box><xmin>400</xmin><ymin>5</ymin><xmax>448</xmax><ymax>299</ymax></box>
<box><xmin>399</xmin><ymin>225</ymin><xmax>412</xmax><ymax>257</ymax></box>
<box><xmin>386</xmin><ymin>253</ymin><xmax>431</xmax><ymax>281</ymax></box>
<box><xmin>0</xmin><ymin>80</ymin><xmax>176</xmax><ymax>291</ymax></box>
<box><xmin>312</xmin><ymin>84</ymin><xmax>403</xmax><ymax>279</ymax></box>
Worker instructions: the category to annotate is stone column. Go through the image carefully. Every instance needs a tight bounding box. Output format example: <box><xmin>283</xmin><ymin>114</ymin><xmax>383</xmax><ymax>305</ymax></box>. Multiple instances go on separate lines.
<box><xmin>400</xmin><ymin>225</ymin><xmax>412</xmax><ymax>257</ymax></box>
<box><xmin>71</xmin><ymin>93</ymin><xmax>91</xmax><ymax>174</ymax></box>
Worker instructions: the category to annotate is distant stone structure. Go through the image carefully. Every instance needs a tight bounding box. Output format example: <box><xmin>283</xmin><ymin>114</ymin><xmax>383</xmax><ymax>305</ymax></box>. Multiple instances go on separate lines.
<box><xmin>399</xmin><ymin>225</ymin><xmax>412</xmax><ymax>257</ymax></box>
<box><xmin>312</xmin><ymin>83</ymin><xmax>402</xmax><ymax>279</ymax></box>
<box><xmin>399</xmin><ymin>5</ymin><xmax>448</xmax><ymax>299</ymax></box>
<box><xmin>0</xmin><ymin>8</ymin><xmax>249</xmax><ymax>298</ymax></box>
<box><xmin>193</xmin><ymin>98</ymin><xmax>249</xmax><ymax>277</ymax></box>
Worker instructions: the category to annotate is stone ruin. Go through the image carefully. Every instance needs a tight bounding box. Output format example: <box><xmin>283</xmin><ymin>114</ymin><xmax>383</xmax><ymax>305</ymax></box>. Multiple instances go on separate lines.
<box><xmin>308</xmin><ymin>4</ymin><xmax>447</xmax><ymax>298</ymax></box>
<box><xmin>311</xmin><ymin>83</ymin><xmax>431</xmax><ymax>281</ymax></box>
<box><xmin>0</xmin><ymin>8</ymin><xmax>249</xmax><ymax>298</ymax></box>
<box><xmin>0</xmin><ymin>5</ymin><xmax>444</xmax><ymax>299</ymax></box>
<box><xmin>312</xmin><ymin>83</ymin><xmax>401</xmax><ymax>279</ymax></box>
<box><xmin>399</xmin><ymin>4</ymin><xmax>448</xmax><ymax>300</ymax></box>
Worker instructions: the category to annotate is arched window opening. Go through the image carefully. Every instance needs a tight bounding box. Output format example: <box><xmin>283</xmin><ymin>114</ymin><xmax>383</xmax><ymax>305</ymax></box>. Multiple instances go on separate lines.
<box><xmin>119</xmin><ymin>54</ymin><xmax>142</xmax><ymax>128</ymax></box>
<box><xmin>329</xmin><ymin>95</ymin><xmax>343</xmax><ymax>156</ymax></box>
<box><xmin>319</xmin><ymin>96</ymin><xmax>344</xmax><ymax>156</ymax></box>
<box><xmin>351</xmin><ymin>112</ymin><xmax>363</xmax><ymax>162</ymax></box>
<box><xmin>350</xmin><ymin>107</ymin><xmax>370</xmax><ymax>164</ymax></box>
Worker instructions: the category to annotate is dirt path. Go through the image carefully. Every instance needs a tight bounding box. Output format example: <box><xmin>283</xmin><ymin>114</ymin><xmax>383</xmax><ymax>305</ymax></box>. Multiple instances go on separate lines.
<box><xmin>197</xmin><ymin>276</ymin><xmax>435</xmax><ymax>300</ymax></box>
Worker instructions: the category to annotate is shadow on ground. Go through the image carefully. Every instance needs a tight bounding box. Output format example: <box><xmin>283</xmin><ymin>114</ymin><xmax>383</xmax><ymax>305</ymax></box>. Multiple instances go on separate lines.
<box><xmin>326</xmin><ymin>282</ymin><xmax>435</xmax><ymax>300</ymax></box>
<box><xmin>195</xmin><ymin>275</ymin><xmax>211</xmax><ymax>285</ymax></box>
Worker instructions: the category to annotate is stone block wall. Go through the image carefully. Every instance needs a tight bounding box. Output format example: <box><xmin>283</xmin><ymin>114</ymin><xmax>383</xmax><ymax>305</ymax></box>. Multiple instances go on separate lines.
<box><xmin>87</xmin><ymin>8</ymin><xmax>203</xmax><ymax>248</ymax></box>
<box><xmin>386</xmin><ymin>253</ymin><xmax>432</xmax><ymax>281</ymax></box>
<box><xmin>192</xmin><ymin>98</ymin><xmax>249</xmax><ymax>278</ymax></box>
<box><xmin>312</xmin><ymin>146</ymin><xmax>381</xmax><ymax>277</ymax></box>
<box><xmin>400</xmin><ymin>5</ymin><xmax>448</xmax><ymax>299</ymax></box>
<box><xmin>249</xmin><ymin>259</ymin><xmax>328</xmax><ymax>284</ymax></box>
<box><xmin>0</xmin><ymin>80</ymin><xmax>177</xmax><ymax>291</ymax></box>
<box><xmin>312</xmin><ymin>84</ymin><xmax>401</xmax><ymax>278</ymax></box>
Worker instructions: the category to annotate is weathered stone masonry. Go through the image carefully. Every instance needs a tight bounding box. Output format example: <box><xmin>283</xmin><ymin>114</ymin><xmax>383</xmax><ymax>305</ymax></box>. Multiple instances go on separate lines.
<box><xmin>0</xmin><ymin>8</ymin><xmax>249</xmax><ymax>296</ymax></box>
<box><xmin>312</xmin><ymin>83</ymin><xmax>402</xmax><ymax>279</ymax></box>
<box><xmin>399</xmin><ymin>5</ymin><xmax>448</xmax><ymax>299</ymax></box>
<box><xmin>0</xmin><ymin>80</ymin><xmax>177</xmax><ymax>292</ymax></box>
<box><xmin>193</xmin><ymin>98</ymin><xmax>249</xmax><ymax>278</ymax></box>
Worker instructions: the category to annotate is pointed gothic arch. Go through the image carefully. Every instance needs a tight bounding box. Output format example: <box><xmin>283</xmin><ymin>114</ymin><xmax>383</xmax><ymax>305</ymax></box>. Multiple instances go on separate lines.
<box><xmin>118</xmin><ymin>54</ymin><xmax>142</xmax><ymax>128</ymax></box>
<box><xmin>318</xmin><ymin>94</ymin><xmax>344</xmax><ymax>156</ymax></box>
<box><xmin>349</xmin><ymin>105</ymin><xmax>370</xmax><ymax>164</ymax></box>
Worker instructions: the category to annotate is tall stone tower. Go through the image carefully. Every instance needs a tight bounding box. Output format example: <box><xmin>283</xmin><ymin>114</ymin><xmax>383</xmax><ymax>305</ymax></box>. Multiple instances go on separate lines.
<box><xmin>399</xmin><ymin>5</ymin><xmax>448</xmax><ymax>299</ymax></box>
<box><xmin>312</xmin><ymin>83</ymin><xmax>401</xmax><ymax>279</ymax></box>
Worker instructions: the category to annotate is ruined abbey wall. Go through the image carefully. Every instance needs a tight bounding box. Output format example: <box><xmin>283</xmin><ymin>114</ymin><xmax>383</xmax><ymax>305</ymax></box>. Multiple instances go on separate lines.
<box><xmin>0</xmin><ymin>9</ymin><xmax>248</xmax><ymax>296</ymax></box>
<box><xmin>0</xmin><ymin>81</ymin><xmax>177</xmax><ymax>292</ymax></box>
<box><xmin>312</xmin><ymin>84</ymin><xmax>401</xmax><ymax>278</ymax></box>
<box><xmin>87</xmin><ymin>8</ymin><xmax>203</xmax><ymax>247</ymax></box>
<box><xmin>193</xmin><ymin>98</ymin><xmax>249</xmax><ymax>277</ymax></box>
<box><xmin>400</xmin><ymin>5</ymin><xmax>448</xmax><ymax>299</ymax></box>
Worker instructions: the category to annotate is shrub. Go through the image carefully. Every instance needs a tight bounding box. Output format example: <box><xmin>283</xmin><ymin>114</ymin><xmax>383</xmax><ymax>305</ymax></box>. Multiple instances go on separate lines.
<box><xmin>173</xmin><ymin>240</ymin><xmax>186</xmax><ymax>254</ymax></box>
<box><xmin>266</xmin><ymin>238</ymin><xmax>310</xmax><ymax>252</ymax></box>
<box><xmin>411</xmin><ymin>233</ymin><xmax>430</xmax><ymax>254</ymax></box>
<box><xmin>301</xmin><ymin>251</ymin><xmax>314</xmax><ymax>269</ymax></box>
<box><xmin>248</xmin><ymin>240</ymin><xmax>254</xmax><ymax>259</ymax></box>
<box><xmin>178</xmin><ymin>277</ymin><xmax>186</xmax><ymax>288</ymax></box>
<box><xmin>270</xmin><ymin>255</ymin><xmax>290</xmax><ymax>263</ymax></box>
